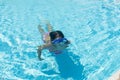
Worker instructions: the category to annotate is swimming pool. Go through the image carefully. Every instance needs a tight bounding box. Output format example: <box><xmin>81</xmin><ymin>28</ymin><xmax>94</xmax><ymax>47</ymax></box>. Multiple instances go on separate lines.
<box><xmin>0</xmin><ymin>0</ymin><xmax>120</xmax><ymax>80</ymax></box>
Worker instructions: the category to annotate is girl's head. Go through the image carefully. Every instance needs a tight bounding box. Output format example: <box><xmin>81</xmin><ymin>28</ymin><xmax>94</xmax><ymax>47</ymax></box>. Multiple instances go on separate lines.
<box><xmin>49</xmin><ymin>30</ymin><xmax>64</xmax><ymax>41</ymax></box>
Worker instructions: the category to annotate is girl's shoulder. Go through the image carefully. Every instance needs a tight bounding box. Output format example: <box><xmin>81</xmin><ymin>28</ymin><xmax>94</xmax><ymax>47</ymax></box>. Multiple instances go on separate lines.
<box><xmin>52</xmin><ymin>38</ymin><xmax>68</xmax><ymax>44</ymax></box>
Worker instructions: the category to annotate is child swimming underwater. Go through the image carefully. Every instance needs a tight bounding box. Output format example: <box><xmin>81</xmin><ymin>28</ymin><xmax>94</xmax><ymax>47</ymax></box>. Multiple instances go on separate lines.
<box><xmin>37</xmin><ymin>21</ymin><xmax>70</xmax><ymax>60</ymax></box>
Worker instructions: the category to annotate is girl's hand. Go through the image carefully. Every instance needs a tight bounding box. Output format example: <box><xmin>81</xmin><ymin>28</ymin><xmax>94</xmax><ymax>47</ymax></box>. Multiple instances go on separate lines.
<box><xmin>39</xmin><ymin>57</ymin><xmax>44</xmax><ymax>61</ymax></box>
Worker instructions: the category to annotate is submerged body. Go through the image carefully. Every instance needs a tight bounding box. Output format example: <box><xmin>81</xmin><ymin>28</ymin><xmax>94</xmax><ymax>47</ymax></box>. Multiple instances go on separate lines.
<box><xmin>37</xmin><ymin>21</ymin><xmax>70</xmax><ymax>60</ymax></box>
<box><xmin>40</xmin><ymin>32</ymin><xmax>69</xmax><ymax>52</ymax></box>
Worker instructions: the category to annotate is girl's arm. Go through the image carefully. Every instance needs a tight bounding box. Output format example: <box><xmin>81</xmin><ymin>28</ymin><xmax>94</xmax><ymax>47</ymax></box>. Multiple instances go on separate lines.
<box><xmin>37</xmin><ymin>43</ymin><xmax>52</xmax><ymax>60</ymax></box>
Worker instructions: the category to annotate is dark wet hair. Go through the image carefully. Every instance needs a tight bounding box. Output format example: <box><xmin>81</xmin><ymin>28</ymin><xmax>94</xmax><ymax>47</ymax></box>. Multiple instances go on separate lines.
<box><xmin>49</xmin><ymin>30</ymin><xmax>64</xmax><ymax>41</ymax></box>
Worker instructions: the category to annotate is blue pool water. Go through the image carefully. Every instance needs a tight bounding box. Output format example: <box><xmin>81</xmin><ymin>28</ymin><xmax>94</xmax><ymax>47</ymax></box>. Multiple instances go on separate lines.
<box><xmin>0</xmin><ymin>0</ymin><xmax>120</xmax><ymax>80</ymax></box>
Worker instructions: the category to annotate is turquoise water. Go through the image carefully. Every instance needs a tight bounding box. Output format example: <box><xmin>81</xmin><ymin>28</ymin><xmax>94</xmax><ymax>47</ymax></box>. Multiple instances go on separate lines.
<box><xmin>0</xmin><ymin>0</ymin><xmax>120</xmax><ymax>80</ymax></box>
